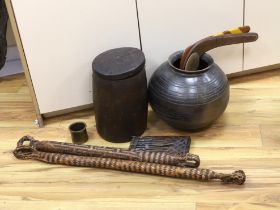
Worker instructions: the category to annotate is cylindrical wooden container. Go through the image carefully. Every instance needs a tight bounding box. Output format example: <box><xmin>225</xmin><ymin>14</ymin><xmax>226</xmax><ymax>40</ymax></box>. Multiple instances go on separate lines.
<box><xmin>92</xmin><ymin>47</ymin><xmax>147</xmax><ymax>143</ymax></box>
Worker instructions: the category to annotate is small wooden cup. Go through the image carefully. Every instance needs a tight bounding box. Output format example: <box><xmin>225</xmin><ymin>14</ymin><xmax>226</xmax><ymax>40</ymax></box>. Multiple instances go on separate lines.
<box><xmin>69</xmin><ymin>122</ymin><xmax>88</xmax><ymax>144</ymax></box>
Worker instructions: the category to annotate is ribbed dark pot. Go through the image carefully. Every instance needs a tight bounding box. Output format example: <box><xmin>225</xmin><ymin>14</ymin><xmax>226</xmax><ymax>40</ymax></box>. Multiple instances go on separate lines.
<box><xmin>148</xmin><ymin>51</ymin><xmax>229</xmax><ymax>130</ymax></box>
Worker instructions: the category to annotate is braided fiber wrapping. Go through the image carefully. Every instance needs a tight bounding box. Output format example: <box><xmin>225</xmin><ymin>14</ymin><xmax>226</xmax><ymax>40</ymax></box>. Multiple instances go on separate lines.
<box><xmin>14</xmin><ymin>145</ymin><xmax>246</xmax><ymax>185</ymax></box>
<box><xmin>19</xmin><ymin>136</ymin><xmax>200</xmax><ymax>167</ymax></box>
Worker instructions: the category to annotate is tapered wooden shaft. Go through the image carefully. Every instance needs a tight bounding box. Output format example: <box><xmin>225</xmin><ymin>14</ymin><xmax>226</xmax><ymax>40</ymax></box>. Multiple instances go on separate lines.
<box><xmin>13</xmin><ymin>145</ymin><xmax>246</xmax><ymax>185</ymax></box>
<box><xmin>18</xmin><ymin>136</ymin><xmax>199</xmax><ymax>167</ymax></box>
<box><xmin>179</xmin><ymin>25</ymin><xmax>252</xmax><ymax>70</ymax></box>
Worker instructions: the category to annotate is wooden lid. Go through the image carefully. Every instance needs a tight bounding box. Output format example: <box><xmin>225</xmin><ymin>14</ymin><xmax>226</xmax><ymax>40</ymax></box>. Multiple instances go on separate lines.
<box><xmin>92</xmin><ymin>47</ymin><xmax>145</xmax><ymax>80</ymax></box>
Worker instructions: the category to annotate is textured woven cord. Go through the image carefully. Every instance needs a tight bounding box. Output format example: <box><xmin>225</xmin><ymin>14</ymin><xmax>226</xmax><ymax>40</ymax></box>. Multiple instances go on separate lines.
<box><xmin>13</xmin><ymin>144</ymin><xmax>246</xmax><ymax>185</ymax></box>
<box><xmin>18</xmin><ymin>135</ymin><xmax>200</xmax><ymax>168</ymax></box>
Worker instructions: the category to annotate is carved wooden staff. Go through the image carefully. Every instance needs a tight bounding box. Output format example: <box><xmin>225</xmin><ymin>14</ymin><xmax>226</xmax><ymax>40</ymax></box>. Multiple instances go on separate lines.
<box><xmin>13</xmin><ymin>145</ymin><xmax>246</xmax><ymax>185</ymax></box>
<box><xmin>18</xmin><ymin>136</ymin><xmax>200</xmax><ymax>167</ymax></box>
<box><xmin>179</xmin><ymin>26</ymin><xmax>252</xmax><ymax>70</ymax></box>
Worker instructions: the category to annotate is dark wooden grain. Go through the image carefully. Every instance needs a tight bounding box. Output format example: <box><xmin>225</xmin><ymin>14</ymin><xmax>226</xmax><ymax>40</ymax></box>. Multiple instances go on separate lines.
<box><xmin>180</xmin><ymin>33</ymin><xmax>258</xmax><ymax>70</ymax></box>
<box><xmin>18</xmin><ymin>136</ymin><xmax>200</xmax><ymax>168</ymax></box>
<box><xmin>179</xmin><ymin>26</ymin><xmax>252</xmax><ymax>70</ymax></box>
<box><xmin>92</xmin><ymin>47</ymin><xmax>147</xmax><ymax>143</ymax></box>
<box><xmin>13</xmin><ymin>145</ymin><xmax>246</xmax><ymax>185</ymax></box>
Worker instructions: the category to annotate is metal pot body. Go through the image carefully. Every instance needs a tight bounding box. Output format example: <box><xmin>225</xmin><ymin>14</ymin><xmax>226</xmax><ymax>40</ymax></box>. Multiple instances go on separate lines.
<box><xmin>148</xmin><ymin>51</ymin><xmax>229</xmax><ymax>130</ymax></box>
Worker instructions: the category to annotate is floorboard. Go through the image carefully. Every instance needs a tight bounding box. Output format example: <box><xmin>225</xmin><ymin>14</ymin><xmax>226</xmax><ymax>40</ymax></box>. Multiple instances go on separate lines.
<box><xmin>0</xmin><ymin>70</ymin><xmax>280</xmax><ymax>209</ymax></box>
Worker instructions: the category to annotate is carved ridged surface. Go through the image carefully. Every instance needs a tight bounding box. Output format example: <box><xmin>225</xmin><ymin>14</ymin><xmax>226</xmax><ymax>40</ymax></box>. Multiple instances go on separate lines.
<box><xmin>31</xmin><ymin>151</ymin><xmax>203</xmax><ymax>179</ymax></box>
<box><xmin>19</xmin><ymin>136</ymin><xmax>200</xmax><ymax>168</ymax></box>
<box><xmin>13</xmin><ymin>146</ymin><xmax>246</xmax><ymax>185</ymax></box>
<box><xmin>129</xmin><ymin>136</ymin><xmax>191</xmax><ymax>156</ymax></box>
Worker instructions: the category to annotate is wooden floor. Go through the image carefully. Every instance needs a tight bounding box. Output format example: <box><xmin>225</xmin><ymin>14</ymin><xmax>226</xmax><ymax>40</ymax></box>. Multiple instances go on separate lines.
<box><xmin>1</xmin><ymin>70</ymin><xmax>280</xmax><ymax>210</ymax></box>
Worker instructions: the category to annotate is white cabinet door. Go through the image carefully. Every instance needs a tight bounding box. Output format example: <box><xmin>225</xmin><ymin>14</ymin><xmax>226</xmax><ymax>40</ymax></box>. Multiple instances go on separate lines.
<box><xmin>12</xmin><ymin>0</ymin><xmax>140</xmax><ymax>114</ymax></box>
<box><xmin>244</xmin><ymin>0</ymin><xmax>280</xmax><ymax>70</ymax></box>
<box><xmin>137</xmin><ymin>0</ymin><xmax>244</xmax><ymax>79</ymax></box>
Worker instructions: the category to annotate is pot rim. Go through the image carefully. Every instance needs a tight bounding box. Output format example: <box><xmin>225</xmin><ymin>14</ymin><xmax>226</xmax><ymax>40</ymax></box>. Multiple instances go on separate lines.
<box><xmin>69</xmin><ymin>121</ymin><xmax>87</xmax><ymax>133</ymax></box>
<box><xmin>168</xmin><ymin>51</ymin><xmax>214</xmax><ymax>74</ymax></box>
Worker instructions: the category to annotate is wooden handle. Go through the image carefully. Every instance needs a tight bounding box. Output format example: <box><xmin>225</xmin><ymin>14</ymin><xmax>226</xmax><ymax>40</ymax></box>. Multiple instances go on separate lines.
<box><xmin>181</xmin><ymin>32</ymin><xmax>258</xmax><ymax>70</ymax></box>
<box><xmin>189</xmin><ymin>33</ymin><xmax>258</xmax><ymax>56</ymax></box>
<box><xmin>13</xmin><ymin>145</ymin><xmax>246</xmax><ymax>185</ymax></box>
<box><xmin>17</xmin><ymin>135</ymin><xmax>200</xmax><ymax>168</ymax></box>
<box><xmin>180</xmin><ymin>26</ymin><xmax>251</xmax><ymax>70</ymax></box>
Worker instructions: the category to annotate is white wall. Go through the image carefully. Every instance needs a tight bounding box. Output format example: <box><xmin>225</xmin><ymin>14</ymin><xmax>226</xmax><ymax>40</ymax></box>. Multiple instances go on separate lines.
<box><xmin>137</xmin><ymin>0</ymin><xmax>244</xmax><ymax>79</ymax></box>
<box><xmin>12</xmin><ymin>0</ymin><xmax>140</xmax><ymax>113</ymax></box>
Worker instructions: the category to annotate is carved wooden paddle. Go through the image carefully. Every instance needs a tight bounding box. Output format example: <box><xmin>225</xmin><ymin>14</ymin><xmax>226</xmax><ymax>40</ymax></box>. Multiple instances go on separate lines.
<box><xmin>179</xmin><ymin>26</ymin><xmax>252</xmax><ymax>71</ymax></box>
<box><xmin>183</xmin><ymin>33</ymin><xmax>258</xmax><ymax>71</ymax></box>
